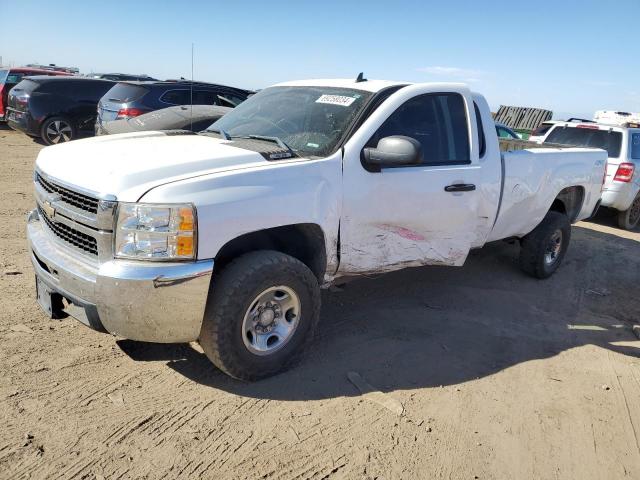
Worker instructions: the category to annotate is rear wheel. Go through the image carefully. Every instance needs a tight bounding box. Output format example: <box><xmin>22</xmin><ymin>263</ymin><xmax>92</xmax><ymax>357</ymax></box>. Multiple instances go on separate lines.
<box><xmin>40</xmin><ymin>116</ymin><xmax>76</xmax><ymax>145</ymax></box>
<box><xmin>199</xmin><ymin>250</ymin><xmax>320</xmax><ymax>381</ymax></box>
<box><xmin>519</xmin><ymin>211</ymin><xmax>571</xmax><ymax>279</ymax></box>
<box><xmin>617</xmin><ymin>193</ymin><xmax>640</xmax><ymax>230</ymax></box>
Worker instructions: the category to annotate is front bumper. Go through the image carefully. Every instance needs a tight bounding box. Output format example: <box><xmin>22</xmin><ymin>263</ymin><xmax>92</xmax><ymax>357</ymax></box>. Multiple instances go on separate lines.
<box><xmin>27</xmin><ymin>209</ymin><xmax>214</xmax><ymax>343</ymax></box>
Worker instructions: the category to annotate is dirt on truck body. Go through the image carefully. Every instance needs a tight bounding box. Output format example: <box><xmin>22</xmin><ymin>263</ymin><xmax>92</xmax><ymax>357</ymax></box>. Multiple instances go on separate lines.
<box><xmin>1</xmin><ymin>127</ymin><xmax>640</xmax><ymax>479</ymax></box>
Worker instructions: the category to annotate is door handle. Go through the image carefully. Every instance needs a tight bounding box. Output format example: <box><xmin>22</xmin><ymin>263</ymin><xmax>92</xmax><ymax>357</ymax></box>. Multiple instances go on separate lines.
<box><xmin>444</xmin><ymin>183</ymin><xmax>476</xmax><ymax>192</ymax></box>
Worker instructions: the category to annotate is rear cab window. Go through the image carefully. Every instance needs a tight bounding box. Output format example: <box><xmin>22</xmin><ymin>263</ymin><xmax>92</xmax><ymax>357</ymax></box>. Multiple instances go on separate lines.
<box><xmin>544</xmin><ymin>125</ymin><xmax>622</xmax><ymax>158</ymax></box>
<box><xmin>473</xmin><ymin>102</ymin><xmax>486</xmax><ymax>157</ymax></box>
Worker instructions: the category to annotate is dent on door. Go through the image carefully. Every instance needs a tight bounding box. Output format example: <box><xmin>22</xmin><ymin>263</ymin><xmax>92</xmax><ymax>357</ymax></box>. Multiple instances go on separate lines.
<box><xmin>339</xmin><ymin>220</ymin><xmax>475</xmax><ymax>274</ymax></box>
<box><xmin>338</xmin><ymin>84</ymin><xmax>481</xmax><ymax>276</ymax></box>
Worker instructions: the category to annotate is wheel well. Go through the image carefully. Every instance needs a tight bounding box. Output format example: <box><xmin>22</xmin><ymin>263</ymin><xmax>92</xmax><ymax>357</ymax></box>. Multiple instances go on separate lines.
<box><xmin>550</xmin><ymin>186</ymin><xmax>584</xmax><ymax>222</ymax></box>
<box><xmin>214</xmin><ymin>224</ymin><xmax>327</xmax><ymax>282</ymax></box>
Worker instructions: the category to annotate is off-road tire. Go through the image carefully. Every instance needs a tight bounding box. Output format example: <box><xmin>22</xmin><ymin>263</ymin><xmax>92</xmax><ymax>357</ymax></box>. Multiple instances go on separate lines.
<box><xmin>199</xmin><ymin>250</ymin><xmax>321</xmax><ymax>381</ymax></box>
<box><xmin>40</xmin><ymin>116</ymin><xmax>76</xmax><ymax>145</ymax></box>
<box><xmin>617</xmin><ymin>193</ymin><xmax>640</xmax><ymax>230</ymax></box>
<box><xmin>519</xmin><ymin>211</ymin><xmax>571</xmax><ymax>279</ymax></box>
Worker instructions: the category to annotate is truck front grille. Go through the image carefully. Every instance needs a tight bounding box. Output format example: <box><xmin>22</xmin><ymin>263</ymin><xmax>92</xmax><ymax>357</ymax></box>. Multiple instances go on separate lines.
<box><xmin>36</xmin><ymin>173</ymin><xmax>99</xmax><ymax>214</ymax></box>
<box><xmin>38</xmin><ymin>205</ymin><xmax>98</xmax><ymax>256</ymax></box>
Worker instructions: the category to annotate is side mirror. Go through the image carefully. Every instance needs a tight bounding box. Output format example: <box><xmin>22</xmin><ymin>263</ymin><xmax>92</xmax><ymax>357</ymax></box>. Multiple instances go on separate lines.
<box><xmin>362</xmin><ymin>136</ymin><xmax>423</xmax><ymax>169</ymax></box>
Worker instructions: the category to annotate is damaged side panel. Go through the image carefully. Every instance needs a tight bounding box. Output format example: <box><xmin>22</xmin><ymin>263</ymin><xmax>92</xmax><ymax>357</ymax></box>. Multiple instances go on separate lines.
<box><xmin>338</xmin><ymin>222</ymin><xmax>473</xmax><ymax>275</ymax></box>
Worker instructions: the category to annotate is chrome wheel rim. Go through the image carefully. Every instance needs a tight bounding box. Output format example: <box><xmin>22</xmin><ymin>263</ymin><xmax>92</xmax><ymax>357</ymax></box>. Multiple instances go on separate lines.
<box><xmin>629</xmin><ymin>195</ymin><xmax>640</xmax><ymax>226</ymax></box>
<box><xmin>241</xmin><ymin>286</ymin><xmax>301</xmax><ymax>356</ymax></box>
<box><xmin>45</xmin><ymin>120</ymin><xmax>72</xmax><ymax>144</ymax></box>
<box><xmin>544</xmin><ymin>230</ymin><xmax>563</xmax><ymax>266</ymax></box>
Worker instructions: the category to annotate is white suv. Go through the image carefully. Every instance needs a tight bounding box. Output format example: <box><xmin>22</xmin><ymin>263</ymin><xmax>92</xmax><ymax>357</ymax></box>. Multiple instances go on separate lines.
<box><xmin>544</xmin><ymin>121</ymin><xmax>640</xmax><ymax>229</ymax></box>
<box><xmin>528</xmin><ymin>121</ymin><xmax>559</xmax><ymax>143</ymax></box>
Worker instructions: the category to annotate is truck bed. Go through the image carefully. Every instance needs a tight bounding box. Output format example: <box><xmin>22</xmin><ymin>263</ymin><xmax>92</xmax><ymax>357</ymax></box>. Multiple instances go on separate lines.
<box><xmin>488</xmin><ymin>146</ymin><xmax>606</xmax><ymax>242</ymax></box>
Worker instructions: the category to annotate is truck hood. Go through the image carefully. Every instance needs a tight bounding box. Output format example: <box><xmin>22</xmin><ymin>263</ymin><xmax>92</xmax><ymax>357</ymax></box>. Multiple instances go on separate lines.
<box><xmin>35</xmin><ymin>131</ymin><xmax>270</xmax><ymax>202</ymax></box>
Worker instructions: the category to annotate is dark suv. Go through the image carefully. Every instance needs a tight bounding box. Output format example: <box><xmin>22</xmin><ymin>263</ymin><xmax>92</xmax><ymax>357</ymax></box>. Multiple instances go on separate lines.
<box><xmin>0</xmin><ymin>67</ymin><xmax>72</xmax><ymax>122</ymax></box>
<box><xmin>95</xmin><ymin>81</ymin><xmax>253</xmax><ymax>134</ymax></box>
<box><xmin>87</xmin><ymin>73</ymin><xmax>158</xmax><ymax>81</ymax></box>
<box><xmin>7</xmin><ymin>77</ymin><xmax>114</xmax><ymax>144</ymax></box>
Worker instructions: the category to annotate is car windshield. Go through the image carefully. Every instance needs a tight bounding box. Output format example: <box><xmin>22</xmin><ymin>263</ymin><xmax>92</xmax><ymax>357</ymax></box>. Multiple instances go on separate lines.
<box><xmin>0</xmin><ymin>70</ymin><xmax>8</xmax><ymax>84</ymax></box>
<box><xmin>207</xmin><ymin>86</ymin><xmax>373</xmax><ymax>157</ymax></box>
<box><xmin>544</xmin><ymin>125</ymin><xmax>622</xmax><ymax>158</ymax></box>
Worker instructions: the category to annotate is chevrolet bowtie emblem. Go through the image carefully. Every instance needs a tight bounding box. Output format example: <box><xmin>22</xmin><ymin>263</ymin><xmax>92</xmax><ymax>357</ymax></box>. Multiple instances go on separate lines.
<box><xmin>42</xmin><ymin>194</ymin><xmax>61</xmax><ymax>219</ymax></box>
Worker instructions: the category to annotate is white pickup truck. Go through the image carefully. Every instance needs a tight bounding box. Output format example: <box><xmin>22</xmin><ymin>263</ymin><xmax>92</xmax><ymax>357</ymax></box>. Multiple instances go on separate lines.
<box><xmin>27</xmin><ymin>78</ymin><xmax>606</xmax><ymax>380</ymax></box>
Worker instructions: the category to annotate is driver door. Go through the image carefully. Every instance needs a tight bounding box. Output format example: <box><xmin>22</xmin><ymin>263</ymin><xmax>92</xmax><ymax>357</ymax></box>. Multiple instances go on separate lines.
<box><xmin>338</xmin><ymin>84</ymin><xmax>481</xmax><ymax>275</ymax></box>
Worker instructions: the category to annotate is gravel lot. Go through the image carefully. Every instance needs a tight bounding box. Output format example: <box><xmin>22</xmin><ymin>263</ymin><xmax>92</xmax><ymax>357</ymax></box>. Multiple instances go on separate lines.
<box><xmin>1</xmin><ymin>126</ymin><xmax>639</xmax><ymax>480</ymax></box>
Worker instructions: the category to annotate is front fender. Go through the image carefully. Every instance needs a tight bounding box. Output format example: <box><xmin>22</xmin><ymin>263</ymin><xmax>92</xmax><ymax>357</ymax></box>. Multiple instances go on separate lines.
<box><xmin>139</xmin><ymin>152</ymin><xmax>343</xmax><ymax>269</ymax></box>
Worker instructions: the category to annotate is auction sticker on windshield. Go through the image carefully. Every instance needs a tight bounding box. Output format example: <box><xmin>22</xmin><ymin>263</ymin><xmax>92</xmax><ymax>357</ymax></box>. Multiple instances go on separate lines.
<box><xmin>316</xmin><ymin>95</ymin><xmax>357</xmax><ymax>107</ymax></box>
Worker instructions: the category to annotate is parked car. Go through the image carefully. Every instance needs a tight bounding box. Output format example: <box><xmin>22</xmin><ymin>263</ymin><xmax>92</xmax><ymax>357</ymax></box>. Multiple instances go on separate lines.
<box><xmin>495</xmin><ymin>122</ymin><xmax>521</xmax><ymax>139</ymax></box>
<box><xmin>528</xmin><ymin>121</ymin><xmax>560</xmax><ymax>143</ymax></box>
<box><xmin>0</xmin><ymin>67</ymin><xmax>72</xmax><ymax>122</ymax></box>
<box><xmin>543</xmin><ymin>121</ymin><xmax>640</xmax><ymax>229</ymax></box>
<box><xmin>27</xmin><ymin>78</ymin><xmax>606</xmax><ymax>380</ymax></box>
<box><xmin>87</xmin><ymin>73</ymin><xmax>158</xmax><ymax>81</ymax></box>
<box><xmin>7</xmin><ymin>77</ymin><xmax>114</xmax><ymax>145</ymax></box>
<box><xmin>594</xmin><ymin>110</ymin><xmax>640</xmax><ymax>125</ymax></box>
<box><xmin>97</xmin><ymin>104</ymin><xmax>230</xmax><ymax>135</ymax></box>
<box><xmin>95</xmin><ymin>80</ymin><xmax>253</xmax><ymax>134</ymax></box>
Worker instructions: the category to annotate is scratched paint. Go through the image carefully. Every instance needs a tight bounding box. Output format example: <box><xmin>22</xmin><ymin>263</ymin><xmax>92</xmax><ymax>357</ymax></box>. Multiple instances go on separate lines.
<box><xmin>337</xmin><ymin>224</ymin><xmax>472</xmax><ymax>276</ymax></box>
<box><xmin>376</xmin><ymin>224</ymin><xmax>427</xmax><ymax>241</ymax></box>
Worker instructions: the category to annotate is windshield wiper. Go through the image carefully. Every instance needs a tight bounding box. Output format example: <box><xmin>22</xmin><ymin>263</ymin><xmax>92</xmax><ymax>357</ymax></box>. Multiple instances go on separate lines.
<box><xmin>205</xmin><ymin>128</ymin><xmax>230</xmax><ymax>140</ymax></box>
<box><xmin>231</xmin><ymin>134</ymin><xmax>297</xmax><ymax>158</ymax></box>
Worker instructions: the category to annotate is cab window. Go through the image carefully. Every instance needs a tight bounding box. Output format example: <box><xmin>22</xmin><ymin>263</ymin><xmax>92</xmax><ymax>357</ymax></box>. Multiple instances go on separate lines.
<box><xmin>367</xmin><ymin>93</ymin><xmax>470</xmax><ymax>165</ymax></box>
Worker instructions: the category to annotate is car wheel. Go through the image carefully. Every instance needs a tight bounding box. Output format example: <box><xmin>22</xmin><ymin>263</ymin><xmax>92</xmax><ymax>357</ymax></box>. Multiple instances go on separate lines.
<box><xmin>40</xmin><ymin>116</ymin><xmax>76</xmax><ymax>145</ymax></box>
<box><xmin>199</xmin><ymin>250</ymin><xmax>321</xmax><ymax>381</ymax></box>
<box><xmin>519</xmin><ymin>211</ymin><xmax>571</xmax><ymax>279</ymax></box>
<box><xmin>617</xmin><ymin>193</ymin><xmax>640</xmax><ymax>230</ymax></box>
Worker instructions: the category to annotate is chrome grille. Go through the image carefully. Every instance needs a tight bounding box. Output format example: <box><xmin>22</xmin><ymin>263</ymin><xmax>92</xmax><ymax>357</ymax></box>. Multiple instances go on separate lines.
<box><xmin>36</xmin><ymin>173</ymin><xmax>99</xmax><ymax>214</ymax></box>
<box><xmin>38</xmin><ymin>205</ymin><xmax>98</xmax><ymax>256</ymax></box>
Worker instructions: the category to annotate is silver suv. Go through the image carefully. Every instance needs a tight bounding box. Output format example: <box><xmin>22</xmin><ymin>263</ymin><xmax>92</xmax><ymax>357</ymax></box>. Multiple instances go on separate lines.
<box><xmin>544</xmin><ymin>121</ymin><xmax>640</xmax><ymax>229</ymax></box>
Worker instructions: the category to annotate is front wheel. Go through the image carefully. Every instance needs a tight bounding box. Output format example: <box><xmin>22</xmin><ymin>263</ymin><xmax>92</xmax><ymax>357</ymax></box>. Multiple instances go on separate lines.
<box><xmin>519</xmin><ymin>211</ymin><xmax>571</xmax><ymax>279</ymax></box>
<box><xmin>199</xmin><ymin>250</ymin><xmax>320</xmax><ymax>381</ymax></box>
<box><xmin>617</xmin><ymin>193</ymin><xmax>640</xmax><ymax>230</ymax></box>
<box><xmin>40</xmin><ymin>116</ymin><xmax>76</xmax><ymax>145</ymax></box>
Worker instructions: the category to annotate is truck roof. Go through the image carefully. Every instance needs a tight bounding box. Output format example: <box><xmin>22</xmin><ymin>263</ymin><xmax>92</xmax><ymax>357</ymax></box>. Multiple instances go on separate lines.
<box><xmin>273</xmin><ymin>78</ymin><xmax>409</xmax><ymax>92</ymax></box>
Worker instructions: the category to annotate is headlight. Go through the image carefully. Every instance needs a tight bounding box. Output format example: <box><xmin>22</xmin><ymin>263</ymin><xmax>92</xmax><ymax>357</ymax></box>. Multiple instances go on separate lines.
<box><xmin>115</xmin><ymin>203</ymin><xmax>196</xmax><ymax>260</ymax></box>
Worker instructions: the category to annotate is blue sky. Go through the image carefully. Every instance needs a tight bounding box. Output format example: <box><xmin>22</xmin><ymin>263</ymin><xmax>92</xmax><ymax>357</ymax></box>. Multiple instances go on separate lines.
<box><xmin>1</xmin><ymin>0</ymin><xmax>639</xmax><ymax>118</ymax></box>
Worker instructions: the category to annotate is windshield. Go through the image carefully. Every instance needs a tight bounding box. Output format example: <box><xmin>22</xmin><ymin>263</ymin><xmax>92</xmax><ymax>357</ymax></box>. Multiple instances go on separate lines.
<box><xmin>208</xmin><ymin>86</ymin><xmax>373</xmax><ymax>157</ymax></box>
<box><xmin>544</xmin><ymin>126</ymin><xmax>622</xmax><ymax>158</ymax></box>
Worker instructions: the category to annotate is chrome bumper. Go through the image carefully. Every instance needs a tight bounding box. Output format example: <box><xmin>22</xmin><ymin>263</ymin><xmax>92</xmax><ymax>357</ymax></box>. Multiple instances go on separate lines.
<box><xmin>27</xmin><ymin>209</ymin><xmax>214</xmax><ymax>343</ymax></box>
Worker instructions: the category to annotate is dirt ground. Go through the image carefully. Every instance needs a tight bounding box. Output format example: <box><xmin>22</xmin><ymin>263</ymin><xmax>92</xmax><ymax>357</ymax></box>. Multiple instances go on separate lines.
<box><xmin>1</xmin><ymin>126</ymin><xmax>639</xmax><ymax>480</ymax></box>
